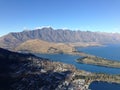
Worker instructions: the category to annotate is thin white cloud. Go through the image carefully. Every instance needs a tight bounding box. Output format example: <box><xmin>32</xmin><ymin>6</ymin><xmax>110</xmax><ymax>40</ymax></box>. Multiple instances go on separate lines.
<box><xmin>35</xmin><ymin>26</ymin><xmax>51</xmax><ymax>29</ymax></box>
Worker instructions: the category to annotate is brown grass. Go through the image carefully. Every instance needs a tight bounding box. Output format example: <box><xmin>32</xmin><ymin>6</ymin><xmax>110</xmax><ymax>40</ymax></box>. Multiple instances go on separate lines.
<box><xmin>15</xmin><ymin>39</ymin><xmax>75</xmax><ymax>53</ymax></box>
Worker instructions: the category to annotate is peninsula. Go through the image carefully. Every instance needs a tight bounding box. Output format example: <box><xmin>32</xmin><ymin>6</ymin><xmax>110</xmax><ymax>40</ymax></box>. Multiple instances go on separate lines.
<box><xmin>76</xmin><ymin>56</ymin><xmax>120</xmax><ymax>68</ymax></box>
<box><xmin>15</xmin><ymin>39</ymin><xmax>120</xmax><ymax>69</ymax></box>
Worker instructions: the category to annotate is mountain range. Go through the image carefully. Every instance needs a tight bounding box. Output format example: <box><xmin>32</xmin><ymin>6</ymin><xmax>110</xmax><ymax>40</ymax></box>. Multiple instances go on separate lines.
<box><xmin>0</xmin><ymin>27</ymin><xmax>120</xmax><ymax>50</ymax></box>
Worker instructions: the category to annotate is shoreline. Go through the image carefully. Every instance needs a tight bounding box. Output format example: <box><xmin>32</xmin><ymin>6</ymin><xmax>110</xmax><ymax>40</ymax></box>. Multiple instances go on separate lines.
<box><xmin>18</xmin><ymin>45</ymin><xmax>120</xmax><ymax>89</ymax></box>
<box><xmin>76</xmin><ymin>53</ymin><xmax>120</xmax><ymax>68</ymax></box>
<box><xmin>34</xmin><ymin>52</ymin><xmax>120</xmax><ymax>89</ymax></box>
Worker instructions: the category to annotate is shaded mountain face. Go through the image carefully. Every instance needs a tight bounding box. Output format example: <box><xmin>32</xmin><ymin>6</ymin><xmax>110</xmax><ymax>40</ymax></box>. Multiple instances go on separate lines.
<box><xmin>0</xmin><ymin>48</ymin><xmax>79</xmax><ymax>90</ymax></box>
<box><xmin>0</xmin><ymin>27</ymin><xmax>120</xmax><ymax>49</ymax></box>
<box><xmin>0</xmin><ymin>48</ymin><xmax>36</xmax><ymax>89</ymax></box>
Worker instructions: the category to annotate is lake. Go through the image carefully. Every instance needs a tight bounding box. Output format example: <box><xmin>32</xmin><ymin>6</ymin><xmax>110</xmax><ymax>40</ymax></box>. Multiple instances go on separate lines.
<box><xmin>77</xmin><ymin>44</ymin><xmax>120</xmax><ymax>61</ymax></box>
<box><xmin>89</xmin><ymin>81</ymin><xmax>120</xmax><ymax>90</ymax></box>
<box><xmin>35</xmin><ymin>44</ymin><xmax>120</xmax><ymax>74</ymax></box>
<box><xmin>35</xmin><ymin>53</ymin><xmax>120</xmax><ymax>74</ymax></box>
<box><xmin>35</xmin><ymin>44</ymin><xmax>120</xmax><ymax>90</ymax></box>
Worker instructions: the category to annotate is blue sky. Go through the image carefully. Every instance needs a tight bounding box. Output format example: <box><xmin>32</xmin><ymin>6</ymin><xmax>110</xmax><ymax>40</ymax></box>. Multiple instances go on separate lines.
<box><xmin>0</xmin><ymin>0</ymin><xmax>120</xmax><ymax>36</ymax></box>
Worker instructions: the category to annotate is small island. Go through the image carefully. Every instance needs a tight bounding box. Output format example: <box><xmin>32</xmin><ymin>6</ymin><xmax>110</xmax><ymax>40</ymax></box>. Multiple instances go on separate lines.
<box><xmin>76</xmin><ymin>56</ymin><xmax>120</xmax><ymax>68</ymax></box>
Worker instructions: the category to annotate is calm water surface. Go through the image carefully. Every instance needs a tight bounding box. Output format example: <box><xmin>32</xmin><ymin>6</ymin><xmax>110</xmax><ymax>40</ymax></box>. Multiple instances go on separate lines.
<box><xmin>35</xmin><ymin>44</ymin><xmax>120</xmax><ymax>74</ymax></box>
<box><xmin>35</xmin><ymin>44</ymin><xmax>120</xmax><ymax>90</ymax></box>
<box><xmin>77</xmin><ymin>44</ymin><xmax>120</xmax><ymax>61</ymax></box>
<box><xmin>89</xmin><ymin>81</ymin><xmax>120</xmax><ymax>90</ymax></box>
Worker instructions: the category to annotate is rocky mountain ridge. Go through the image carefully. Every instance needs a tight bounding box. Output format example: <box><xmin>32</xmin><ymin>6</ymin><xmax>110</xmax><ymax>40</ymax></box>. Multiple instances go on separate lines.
<box><xmin>0</xmin><ymin>27</ymin><xmax>120</xmax><ymax>50</ymax></box>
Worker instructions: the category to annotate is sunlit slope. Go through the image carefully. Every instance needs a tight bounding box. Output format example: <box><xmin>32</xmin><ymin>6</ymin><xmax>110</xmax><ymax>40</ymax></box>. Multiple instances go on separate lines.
<box><xmin>16</xmin><ymin>39</ymin><xmax>75</xmax><ymax>53</ymax></box>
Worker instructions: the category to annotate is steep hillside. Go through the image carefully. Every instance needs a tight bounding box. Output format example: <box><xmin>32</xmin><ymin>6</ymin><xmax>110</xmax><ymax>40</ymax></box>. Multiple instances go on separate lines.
<box><xmin>0</xmin><ymin>48</ymin><xmax>36</xmax><ymax>89</ymax></box>
<box><xmin>15</xmin><ymin>39</ymin><xmax>75</xmax><ymax>53</ymax></box>
<box><xmin>0</xmin><ymin>27</ymin><xmax>120</xmax><ymax>49</ymax></box>
<box><xmin>0</xmin><ymin>48</ymin><xmax>90</xmax><ymax>90</ymax></box>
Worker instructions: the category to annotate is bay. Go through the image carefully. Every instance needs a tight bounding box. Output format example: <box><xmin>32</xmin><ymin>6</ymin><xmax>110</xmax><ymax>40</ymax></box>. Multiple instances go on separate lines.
<box><xmin>35</xmin><ymin>44</ymin><xmax>120</xmax><ymax>90</ymax></box>
<box><xmin>35</xmin><ymin>52</ymin><xmax>120</xmax><ymax>74</ymax></box>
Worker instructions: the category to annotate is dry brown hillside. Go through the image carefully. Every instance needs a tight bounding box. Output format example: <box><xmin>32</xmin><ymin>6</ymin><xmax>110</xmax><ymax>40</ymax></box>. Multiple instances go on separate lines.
<box><xmin>15</xmin><ymin>39</ymin><xmax>75</xmax><ymax>53</ymax></box>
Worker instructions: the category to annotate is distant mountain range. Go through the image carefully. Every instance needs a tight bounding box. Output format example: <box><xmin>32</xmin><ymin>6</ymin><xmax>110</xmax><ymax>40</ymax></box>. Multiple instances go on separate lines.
<box><xmin>0</xmin><ymin>27</ymin><xmax>120</xmax><ymax>50</ymax></box>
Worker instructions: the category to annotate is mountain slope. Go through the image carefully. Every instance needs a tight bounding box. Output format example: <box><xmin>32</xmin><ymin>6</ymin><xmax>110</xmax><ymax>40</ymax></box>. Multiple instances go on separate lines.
<box><xmin>0</xmin><ymin>27</ymin><xmax>120</xmax><ymax>49</ymax></box>
<box><xmin>0</xmin><ymin>48</ymin><xmax>90</xmax><ymax>90</ymax></box>
<box><xmin>15</xmin><ymin>39</ymin><xmax>75</xmax><ymax>53</ymax></box>
<box><xmin>0</xmin><ymin>48</ymin><xmax>36</xmax><ymax>89</ymax></box>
